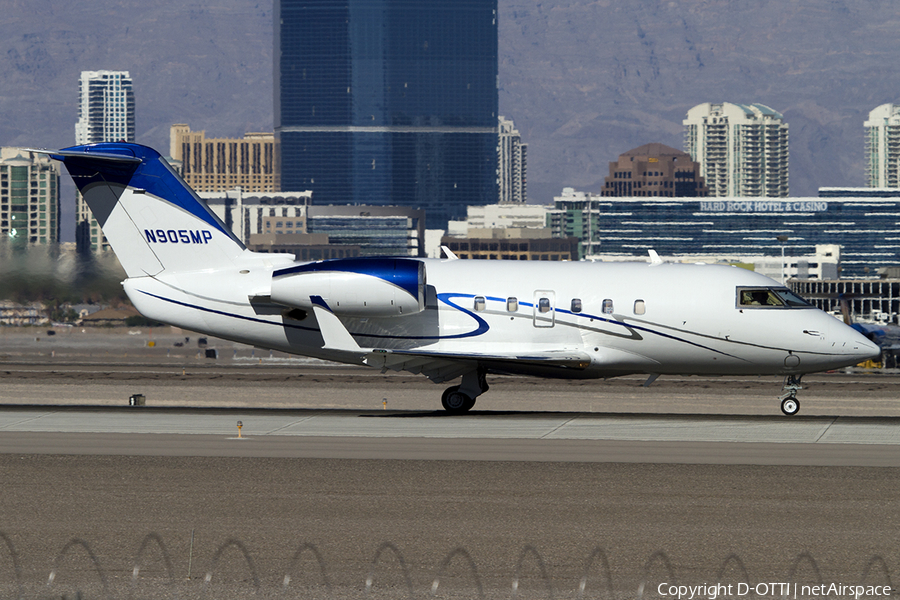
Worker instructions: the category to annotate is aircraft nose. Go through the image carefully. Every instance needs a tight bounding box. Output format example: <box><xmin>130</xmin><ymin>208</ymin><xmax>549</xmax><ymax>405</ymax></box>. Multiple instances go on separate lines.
<box><xmin>814</xmin><ymin>315</ymin><xmax>881</xmax><ymax>369</ymax></box>
<box><xmin>857</xmin><ymin>336</ymin><xmax>882</xmax><ymax>362</ymax></box>
<box><xmin>841</xmin><ymin>323</ymin><xmax>881</xmax><ymax>361</ymax></box>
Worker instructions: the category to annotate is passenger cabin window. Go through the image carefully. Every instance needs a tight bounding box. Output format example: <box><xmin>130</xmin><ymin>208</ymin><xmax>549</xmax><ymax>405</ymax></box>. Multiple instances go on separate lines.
<box><xmin>507</xmin><ymin>297</ymin><xmax>518</xmax><ymax>312</ymax></box>
<box><xmin>474</xmin><ymin>296</ymin><xmax>486</xmax><ymax>312</ymax></box>
<box><xmin>634</xmin><ymin>299</ymin><xmax>646</xmax><ymax>315</ymax></box>
<box><xmin>737</xmin><ymin>287</ymin><xmax>812</xmax><ymax>309</ymax></box>
<box><xmin>538</xmin><ymin>297</ymin><xmax>551</xmax><ymax>313</ymax></box>
<box><xmin>602</xmin><ymin>299</ymin><xmax>614</xmax><ymax>314</ymax></box>
<box><xmin>571</xmin><ymin>298</ymin><xmax>582</xmax><ymax>313</ymax></box>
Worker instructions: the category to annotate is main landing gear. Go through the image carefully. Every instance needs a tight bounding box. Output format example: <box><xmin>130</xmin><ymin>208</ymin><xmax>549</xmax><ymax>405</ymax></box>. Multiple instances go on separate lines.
<box><xmin>441</xmin><ymin>368</ymin><xmax>489</xmax><ymax>414</ymax></box>
<box><xmin>779</xmin><ymin>374</ymin><xmax>803</xmax><ymax>416</ymax></box>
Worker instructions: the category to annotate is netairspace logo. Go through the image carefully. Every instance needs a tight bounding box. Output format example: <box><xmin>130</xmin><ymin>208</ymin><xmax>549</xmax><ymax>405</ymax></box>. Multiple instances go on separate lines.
<box><xmin>657</xmin><ymin>582</ymin><xmax>892</xmax><ymax>600</ymax></box>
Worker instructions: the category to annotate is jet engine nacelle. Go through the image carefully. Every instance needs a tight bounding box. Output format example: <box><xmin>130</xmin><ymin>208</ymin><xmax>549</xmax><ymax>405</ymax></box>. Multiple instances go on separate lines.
<box><xmin>270</xmin><ymin>258</ymin><xmax>426</xmax><ymax>317</ymax></box>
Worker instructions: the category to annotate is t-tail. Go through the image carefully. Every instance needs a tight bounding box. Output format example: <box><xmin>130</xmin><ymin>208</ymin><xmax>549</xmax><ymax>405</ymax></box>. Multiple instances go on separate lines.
<box><xmin>39</xmin><ymin>143</ymin><xmax>246</xmax><ymax>277</ymax></box>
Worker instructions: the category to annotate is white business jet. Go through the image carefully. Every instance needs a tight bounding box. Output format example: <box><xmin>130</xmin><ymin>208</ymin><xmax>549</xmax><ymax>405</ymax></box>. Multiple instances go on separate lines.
<box><xmin>35</xmin><ymin>143</ymin><xmax>880</xmax><ymax>415</ymax></box>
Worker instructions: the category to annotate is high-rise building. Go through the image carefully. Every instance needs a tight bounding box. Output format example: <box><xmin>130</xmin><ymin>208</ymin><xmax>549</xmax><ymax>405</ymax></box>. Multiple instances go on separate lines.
<box><xmin>498</xmin><ymin>116</ymin><xmax>527</xmax><ymax>204</ymax></box>
<box><xmin>601</xmin><ymin>143</ymin><xmax>708</xmax><ymax>197</ymax></box>
<box><xmin>275</xmin><ymin>0</ymin><xmax>499</xmax><ymax>228</ymax></box>
<box><xmin>75</xmin><ymin>71</ymin><xmax>135</xmax><ymax>145</ymax></box>
<box><xmin>170</xmin><ymin>125</ymin><xmax>277</xmax><ymax>193</ymax></box>
<box><xmin>200</xmin><ymin>189</ymin><xmax>312</xmax><ymax>244</ymax></box>
<box><xmin>75</xmin><ymin>70</ymin><xmax>135</xmax><ymax>252</ymax></box>
<box><xmin>683</xmin><ymin>103</ymin><xmax>789</xmax><ymax>198</ymax></box>
<box><xmin>0</xmin><ymin>148</ymin><xmax>60</xmax><ymax>245</ymax></box>
<box><xmin>864</xmin><ymin>103</ymin><xmax>900</xmax><ymax>188</ymax></box>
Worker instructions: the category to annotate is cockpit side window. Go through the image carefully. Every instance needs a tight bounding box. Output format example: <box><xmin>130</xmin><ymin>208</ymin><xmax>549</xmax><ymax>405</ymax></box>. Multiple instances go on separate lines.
<box><xmin>775</xmin><ymin>288</ymin><xmax>813</xmax><ymax>307</ymax></box>
<box><xmin>739</xmin><ymin>288</ymin><xmax>784</xmax><ymax>307</ymax></box>
<box><xmin>737</xmin><ymin>287</ymin><xmax>813</xmax><ymax>309</ymax></box>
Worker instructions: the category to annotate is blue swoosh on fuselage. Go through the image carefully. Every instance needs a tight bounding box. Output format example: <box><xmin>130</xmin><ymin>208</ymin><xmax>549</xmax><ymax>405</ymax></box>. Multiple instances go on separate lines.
<box><xmin>351</xmin><ymin>293</ymin><xmax>490</xmax><ymax>341</ymax></box>
<box><xmin>137</xmin><ymin>289</ymin><xmax>738</xmax><ymax>357</ymax></box>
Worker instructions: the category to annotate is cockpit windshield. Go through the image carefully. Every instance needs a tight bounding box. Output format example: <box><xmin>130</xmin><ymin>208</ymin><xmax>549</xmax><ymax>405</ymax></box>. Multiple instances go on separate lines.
<box><xmin>737</xmin><ymin>287</ymin><xmax>813</xmax><ymax>309</ymax></box>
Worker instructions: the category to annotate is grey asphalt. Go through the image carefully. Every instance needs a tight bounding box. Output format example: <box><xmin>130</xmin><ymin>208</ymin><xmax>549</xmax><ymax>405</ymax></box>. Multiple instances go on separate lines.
<box><xmin>0</xmin><ymin>408</ymin><xmax>899</xmax><ymax>469</ymax></box>
<box><xmin>2</xmin><ymin>405</ymin><xmax>900</xmax><ymax>443</ymax></box>
<box><xmin>3</xmin><ymin>362</ymin><xmax>900</xmax><ymax>416</ymax></box>
<box><xmin>1</xmin><ymin>341</ymin><xmax>899</xmax><ymax>599</ymax></box>
<box><xmin>0</xmin><ymin>455</ymin><xmax>897</xmax><ymax>600</ymax></box>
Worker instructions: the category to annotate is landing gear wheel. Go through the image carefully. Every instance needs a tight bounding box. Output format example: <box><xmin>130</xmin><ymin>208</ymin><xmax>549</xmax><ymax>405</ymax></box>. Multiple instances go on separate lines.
<box><xmin>441</xmin><ymin>386</ymin><xmax>475</xmax><ymax>414</ymax></box>
<box><xmin>781</xmin><ymin>396</ymin><xmax>800</xmax><ymax>416</ymax></box>
<box><xmin>779</xmin><ymin>374</ymin><xmax>803</xmax><ymax>416</ymax></box>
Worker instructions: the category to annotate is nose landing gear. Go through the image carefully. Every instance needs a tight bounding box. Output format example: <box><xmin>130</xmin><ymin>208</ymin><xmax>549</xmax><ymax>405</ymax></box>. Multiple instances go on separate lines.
<box><xmin>779</xmin><ymin>374</ymin><xmax>802</xmax><ymax>416</ymax></box>
<box><xmin>441</xmin><ymin>368</ymin><xmax>489</xmax><ymax>414</ymax></box>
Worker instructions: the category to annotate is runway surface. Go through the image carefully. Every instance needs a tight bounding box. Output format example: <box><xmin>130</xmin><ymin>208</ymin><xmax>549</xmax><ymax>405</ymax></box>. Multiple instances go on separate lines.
<box><xmin>1</xmin><ymin>331</ymin><xmax>899</xmax><ymax>598</ymax></box>
<box><xmin>0</xmin><ymin>407</ymin><xmax>899</xmax><ymax>467</ymax></box>
<box><xmin>3</xmin><ymin>404</ymin><xmax>900</xmax><ymax>443</ymax></box>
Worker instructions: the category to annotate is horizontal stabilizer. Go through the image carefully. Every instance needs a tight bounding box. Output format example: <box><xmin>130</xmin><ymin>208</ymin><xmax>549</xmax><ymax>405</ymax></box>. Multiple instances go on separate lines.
<box><xmin>26</xmin><ymin>148</ymin><xmax>142</xmax><ymax>164</ymax></box>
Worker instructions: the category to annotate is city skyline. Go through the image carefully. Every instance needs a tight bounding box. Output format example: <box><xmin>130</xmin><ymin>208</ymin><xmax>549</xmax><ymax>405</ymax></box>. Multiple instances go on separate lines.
<box><xmin>5</xmin><ymin>1</ymin><xmax>900</xmax><ymax>241</ymax></box>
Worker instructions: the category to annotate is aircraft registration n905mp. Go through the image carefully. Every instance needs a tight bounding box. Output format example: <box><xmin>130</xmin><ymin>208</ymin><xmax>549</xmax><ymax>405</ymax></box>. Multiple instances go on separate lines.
<box><xmin>33</xmin><ymin>143</ymin><xmax>880</xmax><ymax>415</ymax></box>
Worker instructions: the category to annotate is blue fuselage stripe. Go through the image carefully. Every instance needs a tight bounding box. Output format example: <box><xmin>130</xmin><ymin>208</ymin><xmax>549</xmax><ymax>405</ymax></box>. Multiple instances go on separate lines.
<box><xmin>138</xmin><ymin>290</ymin><xmax>318</xmax><ymax>332</ymax></box>
<box><xmin>138</xmin><ymin>289</ymin><xmax>736</xmax><ymax>356</ymax></box>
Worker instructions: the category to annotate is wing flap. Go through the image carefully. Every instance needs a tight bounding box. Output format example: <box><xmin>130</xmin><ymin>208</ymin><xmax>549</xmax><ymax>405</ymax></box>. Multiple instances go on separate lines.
<box><xmin>363</xmin><ymin>347</ymin><xmax>592</xmax><ymax>383</ymax></box>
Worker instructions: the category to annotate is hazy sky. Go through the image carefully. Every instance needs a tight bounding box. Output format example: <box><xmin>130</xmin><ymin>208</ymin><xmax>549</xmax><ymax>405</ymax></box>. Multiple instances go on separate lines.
<box><xmin>4</xmin><ymin>0</ymin><xmax>900</xmax><ymax>241</ymax></box>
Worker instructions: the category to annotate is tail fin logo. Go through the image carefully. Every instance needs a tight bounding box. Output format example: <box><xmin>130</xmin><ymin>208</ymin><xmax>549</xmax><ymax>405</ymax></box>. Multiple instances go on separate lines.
<box><xmin>145</xmin><ymin>229</ymin><xmax>213</xmax><ymax>244</ymax></box>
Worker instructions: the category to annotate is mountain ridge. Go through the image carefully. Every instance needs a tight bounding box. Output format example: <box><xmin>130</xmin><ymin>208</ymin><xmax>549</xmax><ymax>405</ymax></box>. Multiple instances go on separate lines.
<box><xmin>3</xmin><ymin>0</ymin><xmax>899</xmax><ymax>238</ymax></box>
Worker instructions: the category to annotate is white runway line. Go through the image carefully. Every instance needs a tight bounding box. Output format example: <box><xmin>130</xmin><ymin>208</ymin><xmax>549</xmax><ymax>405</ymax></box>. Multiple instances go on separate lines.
<box><xmin>544</xmin><ymin>415</ymin><xmax>836</xmax><ymax>443</ymax></box>
<box><xmin>0</xmin><ymin>409</ymin><xmax>897</xmax><ymax>445</ymax></box>
<box><xmin>0</xmin><ymin>409</ymin><xmax>61</xmax><ymax>430</ymax></box>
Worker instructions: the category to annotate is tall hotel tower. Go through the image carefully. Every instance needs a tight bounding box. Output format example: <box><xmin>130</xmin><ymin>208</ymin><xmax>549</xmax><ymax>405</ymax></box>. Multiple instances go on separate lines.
<box><xmin>498</xmin><ymin>116</ymin><xmax>527</xmax><ymax>204</ymax></box>
<box><xmin>864</xmin><ymin>103</ymin><xmax>900</xmax><ymax>188</ymax></box>
<box><xmin>275</xmin><ymin>0</ymin><xmax>499</xmax><ymax>228</ymax></box>
<box><xmin>75</xmin><ymin>70</ymin><xmax>135</xmax><ymax>252</ymax></box>
<box><xmin>683</xmin><ymin>102</ymin><xmax>789</xmax><ymax>197</ymax></box>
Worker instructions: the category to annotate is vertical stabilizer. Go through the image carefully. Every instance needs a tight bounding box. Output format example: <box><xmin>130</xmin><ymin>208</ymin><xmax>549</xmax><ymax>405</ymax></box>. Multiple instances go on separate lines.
<box><xmin>42</xmin><ymin>143</ymin><xmax>245</xmax><ymax>277</ymax></box>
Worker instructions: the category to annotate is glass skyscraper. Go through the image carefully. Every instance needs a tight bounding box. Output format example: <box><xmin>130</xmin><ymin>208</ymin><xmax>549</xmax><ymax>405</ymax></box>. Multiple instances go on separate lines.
<box><xmin>275</xmin><ymin>0</ymin><xmax>499</xmax><ymax>228</ymax></box>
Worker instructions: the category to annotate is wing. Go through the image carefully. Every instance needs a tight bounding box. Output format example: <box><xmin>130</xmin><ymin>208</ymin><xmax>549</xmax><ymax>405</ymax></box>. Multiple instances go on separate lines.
<box><xmin>310</xmin><ymin>295</ymin><xmax>592</xmax><ymax>383</ymax></box>
<box><xmin>364</xmin><ymin>347</ymin><xmax>592</xmax><ymax>383</ymax></box>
